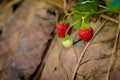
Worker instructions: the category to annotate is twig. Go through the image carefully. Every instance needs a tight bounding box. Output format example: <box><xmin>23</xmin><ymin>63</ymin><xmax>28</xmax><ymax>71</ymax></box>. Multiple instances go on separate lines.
<box><xmin>63</xmin><ymin>0</ymin><xmax>67</xmax><ymax>13</ymax></box>
<box><xmin>0</xmin><ymin>0</ymin><xmax>21</xmax><ymax>13</ymax></box>
<box><xmin>73</xmin><ymin>32</ymin><xmax>81</xmax><ymax>63</ymax></box>
<box><xmin>56</xmin><ymin>32</ymin><xmax>69</xmax><ymax>80</ymax></box>
<box><xmin>99</xmin><ymin>5</ymin><xmax>106</xmax><ymax>9</ymax></box>
<box><xmin>43</xmin><ymin>0</ymin><xmax>63</xmax><ymax>10</ymax></box>
<box><xmin>100</xmin><ymin>14</ymin><xmax>119</xmax><ymax>24</ymax></box>
<box><xmin>32</xmin><ymin>10</ymin><xmax>59</xmax><ymax>80</ymax></box>
<box><xmin>105</xmin><ymin>13</ymin><xmax>120</xmax><ymax>80</ymax></box>
<box><xmin>58</xmin><ymin>43</ymin><xmax>69</xmax><ymax>80</ymax></box>
<box><xmin>56</xmin><ymin>8</ymin><xmax>69</xmax><ymax>80</ymax></box>
<box><xmin>71</xmin><ymin>18</ymin><xmax>108</xmax><ymax>80</ymax></box>
<box><xmin>73</xmin><ymin>39</ymin><xmax>82</xmax><ymax>45</ymax></box>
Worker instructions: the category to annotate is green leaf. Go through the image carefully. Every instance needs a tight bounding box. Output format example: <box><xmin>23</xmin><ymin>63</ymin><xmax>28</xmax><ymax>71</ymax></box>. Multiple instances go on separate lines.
<box><xmin>74</xmin><ymin>1</ymin><xmax>98</xmax><ymax>13</ymax></box>
<box><xmin>72</xmin><ymin>14</ymin><xmax>91</xmax><ymax>30</ymax></box>
<box><xmin>107</xmin><ymin>0</ymin><xmax>120</xmax><ymax>11</ymax></box>
<box><xmin>73</xmin><ymin>20</ymin><xmax>81</xmax><ymax>30</ymax></box>
<box><xmin>72</xmin><ymin>14</ymin><xmax>82</xmax><ymax>30</ymax></box>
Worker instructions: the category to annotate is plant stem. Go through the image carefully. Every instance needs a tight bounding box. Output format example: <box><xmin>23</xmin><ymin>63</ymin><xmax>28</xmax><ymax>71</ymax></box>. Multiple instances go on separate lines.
<box><xmin>65</xmin><ymin>11</ymin><xmax>90</xmax><ymax>20</ymax></box>
<box><xmin>81</xmin><ymin>16</ymin><xmax>84</xmax><ymax>29</ymax></box>
<box><xmin>73</xmin><ymin>39</ymin><xmax>82</xmax><ymax>45</ymax></box>
<box><xmin>63</xmin><ymin>0</ymin><xmax>67</xmax><ymax>13</ymax></box>
<box><xmin>65</xmin><ymin>19</ymin><xmax>80</xmax><ymax>36</ymax></box>
<box><xmin>95</xmin><ymin>9</ymin><xmax>109</xmax><ymax>14</ymax></box>
<box><xmin>58</xmin><ymin>38</ymin><xmax>69</xmax><ymax>80</ymax></box>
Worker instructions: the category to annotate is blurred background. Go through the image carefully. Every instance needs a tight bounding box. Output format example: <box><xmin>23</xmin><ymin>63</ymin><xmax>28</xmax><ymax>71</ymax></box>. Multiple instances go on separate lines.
<box><xmin>0</xmin><ymin>0</ymin><xmax>120</xmax><ymax>80</ymax></box>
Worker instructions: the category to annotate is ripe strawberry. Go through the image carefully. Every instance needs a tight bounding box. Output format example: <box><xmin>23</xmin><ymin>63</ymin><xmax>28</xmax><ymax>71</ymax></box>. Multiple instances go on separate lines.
<box><xmin>62</xmin><ymin>35</ymin><xmax>73</xmax><ymax>48</ymax></box>
<box><xmin>78</xmin><ymin>27</ymin><xmax>93</xmax><ymax>42</ymax></box>
<box><xmin>57</xmin><ymin>23</ymin><xmax>72</xmax><ymax>38</ymax></box>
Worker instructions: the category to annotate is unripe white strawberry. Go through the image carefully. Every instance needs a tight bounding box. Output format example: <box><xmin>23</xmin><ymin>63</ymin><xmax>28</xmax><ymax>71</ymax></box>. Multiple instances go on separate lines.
<box><xmin>62</xmin><ymin>35</ymin><xmax>73</xmax><ymax>48</ymax></box>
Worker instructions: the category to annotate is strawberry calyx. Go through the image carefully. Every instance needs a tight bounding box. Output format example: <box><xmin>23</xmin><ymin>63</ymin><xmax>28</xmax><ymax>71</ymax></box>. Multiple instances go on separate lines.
<box><xmin>81</xmin><ymin>23</ymin><xmax>89</xmax><ymax>29</ymax></box>
<box><xmin>63</xmin><ymin>35</ymin><xmax>72</xmax><ymax>41</ymax></box>
<box><xmin>81</xmin><ymin>16</ymin><xmax>90</xmax><ymax>29</ymax></box>
<box><xmin>60</xmin><ymin>19</ymin><xmax>68</xmax><ymax>24</ymax></box>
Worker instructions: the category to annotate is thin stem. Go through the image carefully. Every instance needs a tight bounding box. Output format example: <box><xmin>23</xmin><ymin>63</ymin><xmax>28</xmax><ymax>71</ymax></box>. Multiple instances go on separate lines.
<box><xmin>65</xmin><ymin>11</ymin><xmax>90</xmax><ymax>20</ymax></box>
<box><xmin>65</xmin><ymin>19</ymin><xmax>80</xmax><ymax>36</ymax></box>
<box><xmin>100</xmin><ymin>14</ymin><xmax>119</xmax><ymax>24</ymax></box>
<box><xmin>94</xmin><ymin>9</ymin><xmax>120</xmax><ymax>15</ymax></box>
<box><xmin>63</xmin><ymin>0</ymin><xmax>67</xmax><ymax>13</ymax></box>
<box><xmin>95</xmin><ymin>9</ymin><xmax>109</xmax><ymax>14</ymax></box>
<box><xmin>66</xmin><ymin>11</ymin><xmax>79</xmax><ymax>20</ymax></box>
<box><xmin>58</xmin><ymin>39</ymin><xmax>69</xmax><ymax>80</ymax></box>
<box><xmin>56</xmin><ymin>31</ymin><xmax>69</xmax><ymax>80</ymax></box>
<box><xmin>105</xmin><ymin>13</ymin><xmax>120</xmax><ymax>80</ymax></box>
<box><xmin>81</xmin><ymin>16</ymin><xmax>85</xmax><ymax>28</ymax></box>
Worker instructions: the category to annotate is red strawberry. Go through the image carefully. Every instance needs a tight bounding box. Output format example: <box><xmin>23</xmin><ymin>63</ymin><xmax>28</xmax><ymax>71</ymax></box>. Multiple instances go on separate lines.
<box><xmin>78</xmin><ymin>27</ymin><xmax>93</xmax><ymax>42</ymax></box>
<box><xmin>57</xmin><ymin>23</ymin><xmax>72</xmax><ymax>38</ymax></box>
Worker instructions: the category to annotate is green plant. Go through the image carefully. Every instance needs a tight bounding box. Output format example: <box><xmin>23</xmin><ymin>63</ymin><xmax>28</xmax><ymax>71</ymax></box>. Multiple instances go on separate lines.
<box><xmin>58</xmin><ymin>0</ymin><xmax>120</xmax><ymax>46</ymax></box>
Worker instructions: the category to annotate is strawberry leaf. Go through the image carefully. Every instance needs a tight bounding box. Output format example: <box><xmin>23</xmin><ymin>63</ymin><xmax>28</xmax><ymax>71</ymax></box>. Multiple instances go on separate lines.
<box><xmin>72</xmin><ymin>14</ymin><xmax>82</xmax><ymax>30</ymax></box>
<box><xmin>74</xmin><ymin>1</ymin><xmax>98</xmax><ymax>13</ymax></box>
<box><xmin>107</xmin><ymin>0</ymin><xmax>120</xmax><ymax>11</ymax></box>
<box><xmin>73</xmin><ymin>20</ymin><xmax>81</xmax><ymax>30</ymax></box>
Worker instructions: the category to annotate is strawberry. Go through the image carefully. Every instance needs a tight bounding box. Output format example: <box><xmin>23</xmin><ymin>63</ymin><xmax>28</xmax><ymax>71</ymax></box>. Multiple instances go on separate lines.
<box><xmin>62</xmin><ymin>35</ymin><xmax>73</xmax><ymax>48</ymax></box>
<box><xmin>78</xmin><ymin>27</ymin><xmax>93</xmax><ymax>42</ymax></box>
<box><xmin>57</xmin><ymin>23</ymin><xmax>72</xmax><ymax>38</ymax></box>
